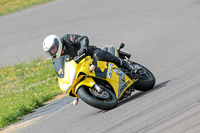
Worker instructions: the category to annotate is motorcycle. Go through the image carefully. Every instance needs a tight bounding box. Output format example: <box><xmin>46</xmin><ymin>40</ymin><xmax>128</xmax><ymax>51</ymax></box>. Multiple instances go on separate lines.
<box><xmin>53</xmin><ymin>43</ymin><xmax>155</xmax><ymax>110</ymax></box>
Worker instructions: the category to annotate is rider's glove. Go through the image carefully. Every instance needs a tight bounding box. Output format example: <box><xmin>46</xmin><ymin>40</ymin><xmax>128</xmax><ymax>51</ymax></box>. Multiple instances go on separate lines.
<box><xmin>77</xmin><ymin>48</ymin><xmax>87</xmax><ymax>56</ymax></box>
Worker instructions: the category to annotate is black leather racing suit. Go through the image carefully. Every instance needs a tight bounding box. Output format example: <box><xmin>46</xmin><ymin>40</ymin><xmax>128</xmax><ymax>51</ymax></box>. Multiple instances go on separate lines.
<box><xmin>56</xmin><ymin>34</ymin><xmax>133</xmax><ymax>72</ymax></box>
<box><xmin>59</xmin><ymin>34</ymin><xmax>122</xmax><ymax>67</ymax></box>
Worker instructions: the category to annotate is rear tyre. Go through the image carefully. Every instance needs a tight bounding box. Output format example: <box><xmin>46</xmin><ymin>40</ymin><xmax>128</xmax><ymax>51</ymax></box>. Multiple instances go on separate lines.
<box><xmin>77</xmin><ymin>86</ymin><xmax>118</xmax><ymax>110</ymax></box>
<box><xmin>130</xmin><ymin>62</ymin><xmax>155</xmax><ymax>91</ymax></box>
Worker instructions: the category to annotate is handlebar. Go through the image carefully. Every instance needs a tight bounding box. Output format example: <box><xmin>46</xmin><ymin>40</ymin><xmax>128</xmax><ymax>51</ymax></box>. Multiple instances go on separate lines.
<box><xmin>74</xmin><ymin>53</ymin><xmax>86</xmax><ymax>63</ymax></box>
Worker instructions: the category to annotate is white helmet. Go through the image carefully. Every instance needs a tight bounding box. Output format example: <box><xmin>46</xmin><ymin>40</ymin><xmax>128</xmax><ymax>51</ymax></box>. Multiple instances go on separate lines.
<box><xmin>43</xmin><ymin>35</ymin><xmax>62</xmax><ymax>58</ymax></box>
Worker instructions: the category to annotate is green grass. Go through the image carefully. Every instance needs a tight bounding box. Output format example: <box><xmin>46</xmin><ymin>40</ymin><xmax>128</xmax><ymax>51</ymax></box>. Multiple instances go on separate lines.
<box><xmin>0</xmin><ymin>0</ymin><xmax>61</xmax><ymax>128</ymax></box>
<box><xmin>0</xmin><ymin>0</ymin><xmax>54</xmax><ymax>16</ymax></box>
<box><xmin>0</xmin><ymin>58</ymin><xmax>62</xmax><ymax>128</ymax></box>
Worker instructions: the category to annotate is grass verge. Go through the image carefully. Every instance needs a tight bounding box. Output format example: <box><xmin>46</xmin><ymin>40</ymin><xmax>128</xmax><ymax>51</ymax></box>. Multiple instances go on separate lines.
<box><xmin>0</xmin><ymin>0</ymin><xmax>54</xmax><ymax>16</ymax></box>
<box><xmin>0</xmin><ymin>0</ymin><xmax>61</xmax><ymax>129</ymax></box>
<box><xmin>0</xmin><ymin>58</ymin><xmax>62</xmax><ymax>128</ymax></box>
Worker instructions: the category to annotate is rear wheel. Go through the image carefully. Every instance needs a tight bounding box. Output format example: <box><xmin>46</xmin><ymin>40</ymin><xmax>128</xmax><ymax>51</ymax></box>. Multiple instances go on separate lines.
<box><xmin>77</xmin><ymin>85</ymin><xmax>118</xmax><ymax>110</ymax></box>
<box><xmin>130</xmin><ymin>62</ymin><xmax>155</xmax><ymax>91</ymax></box>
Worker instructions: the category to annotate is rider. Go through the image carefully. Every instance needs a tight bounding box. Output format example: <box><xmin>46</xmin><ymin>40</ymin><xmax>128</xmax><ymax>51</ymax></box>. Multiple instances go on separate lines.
<box><xmin>43</xmin><ymin>34</ymin><xmax>135</xmax><ymax>73</ymax></box>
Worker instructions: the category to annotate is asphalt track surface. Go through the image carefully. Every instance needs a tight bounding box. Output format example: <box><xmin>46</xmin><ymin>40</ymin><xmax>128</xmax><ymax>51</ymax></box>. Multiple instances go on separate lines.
<box><xmin>1</xmin><ymin>0</ymin><xmax>200</xmax><ymax>132</ymax></box>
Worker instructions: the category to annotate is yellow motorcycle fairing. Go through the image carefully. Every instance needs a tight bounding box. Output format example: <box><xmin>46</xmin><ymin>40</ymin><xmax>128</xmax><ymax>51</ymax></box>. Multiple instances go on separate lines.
<box><xmin>57</xmin><ymin>56</ymin><xmax>137</xmax><ymax>99</ymax></box>
<box><xmin>74</xmin><ymin>77</ymin><xmax>95</xmax><ymax>93</ymax></box>
<box><xmin>57</xmin><ymin>56</ymin><xmax>93</xmax><ymax>97</ymax></box>
<box><xmin>76</xmin><ymin>56</ymin><xmax>137</xmax><ymax>99</ymax></box>
<box><xmin>86</xmin><ymin>59</ymin><xmax>136</xmax><ymax>99</ymax></box>
<box><xmin>57</xmin><ymin>60</ymin><xmax>77</xmax><ymax>91</ymax></box>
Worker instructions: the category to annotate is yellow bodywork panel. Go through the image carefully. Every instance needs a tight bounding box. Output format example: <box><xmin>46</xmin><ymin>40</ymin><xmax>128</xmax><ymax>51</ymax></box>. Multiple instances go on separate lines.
<box><xmin>75</xmin><ymin>77</ymin><xmax>95</xmax><ymax>93</ymax></box>
<box><xmin>56</xmin><ymin>56</ymin><xmax>137</xmax><ymax>99</ymax></box>
<box><xmin>115</xmin><ymin>49</ymin><xmax>119</xmax><ymax>56</ymax></box>
<box><xmin>87</xmin><ymin>60</ymin><xmax>135</xmax><ymax>99</ymax></box>
<box><xmin>57</xmin><ymin>61</ymin><xmax>76</xmax><ymax>84</ymax></box>
<box><xmin>57</xmin><ymin>60</ymin><xmax>77</xmax><ymax>92</ymax></box>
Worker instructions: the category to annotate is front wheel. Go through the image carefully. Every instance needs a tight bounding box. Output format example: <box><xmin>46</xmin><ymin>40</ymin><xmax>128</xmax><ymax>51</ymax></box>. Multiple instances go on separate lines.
<box><xmin>130</xmin><ymin>62</ymin><xmax>155</xmax><ymax>91</ymax></box>
<box><xmin>77</xmin><ymin>85</ymin><xmax>118</xmax><ymax>110</ymax></box>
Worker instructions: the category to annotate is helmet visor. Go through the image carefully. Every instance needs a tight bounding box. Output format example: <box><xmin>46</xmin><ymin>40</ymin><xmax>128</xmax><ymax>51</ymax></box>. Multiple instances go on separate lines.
<box><xmin>47</xmin><ymin>38</ymin><xmax>59</xmax><ymax>57</ymax></box>
<box><xmin>49</xmin><ymin>45</ymin><xmax>58</xmax><ymax>56</ymax></box>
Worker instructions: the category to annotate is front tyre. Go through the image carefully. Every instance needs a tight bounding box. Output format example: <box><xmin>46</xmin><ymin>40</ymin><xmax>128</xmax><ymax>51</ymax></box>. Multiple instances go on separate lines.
<box><xmin>77</xmin><ymin>86</ymin><xmax>118</xmax><ymax>110</ymax></box>
<box><xmin>130</xmin><ymin>62</ymin><xmax>155</xmax><ymax>91</ymax></box>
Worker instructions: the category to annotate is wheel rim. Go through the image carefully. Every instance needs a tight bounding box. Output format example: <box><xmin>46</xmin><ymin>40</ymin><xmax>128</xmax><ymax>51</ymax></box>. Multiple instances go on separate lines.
<box><xmin>89</xmin><ymin>87</ymin><xmax>114</xmax><ymax>102</ymax></box>
<box><xmin>131</xmin><ymin>63</ymin><xmax>150</xmax><ymax>80</ymax></box>
<box><xmin>138</xmin><ymin>67</ymin><xmax>150</xmax><ymax>80</ymax></box>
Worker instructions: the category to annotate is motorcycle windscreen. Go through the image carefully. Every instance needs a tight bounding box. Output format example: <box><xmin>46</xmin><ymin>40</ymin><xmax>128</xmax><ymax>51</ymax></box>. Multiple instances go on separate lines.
<box><xmin>52</xmin><ymin>55</ymin><xmax>70</xmax><ymax>78</ymax></box>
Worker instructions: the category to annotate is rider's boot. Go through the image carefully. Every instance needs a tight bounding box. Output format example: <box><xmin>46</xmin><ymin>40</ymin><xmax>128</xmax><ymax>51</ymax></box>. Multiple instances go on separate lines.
<box><xmin>122</xmin><ymin>60</ymin><xmax>137</xmax><ymax>73</ymax></box>
<box><xmin>114</xmin><ymin>57</ymin><xmax>137</xmax><ymax>74</ymax></box>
